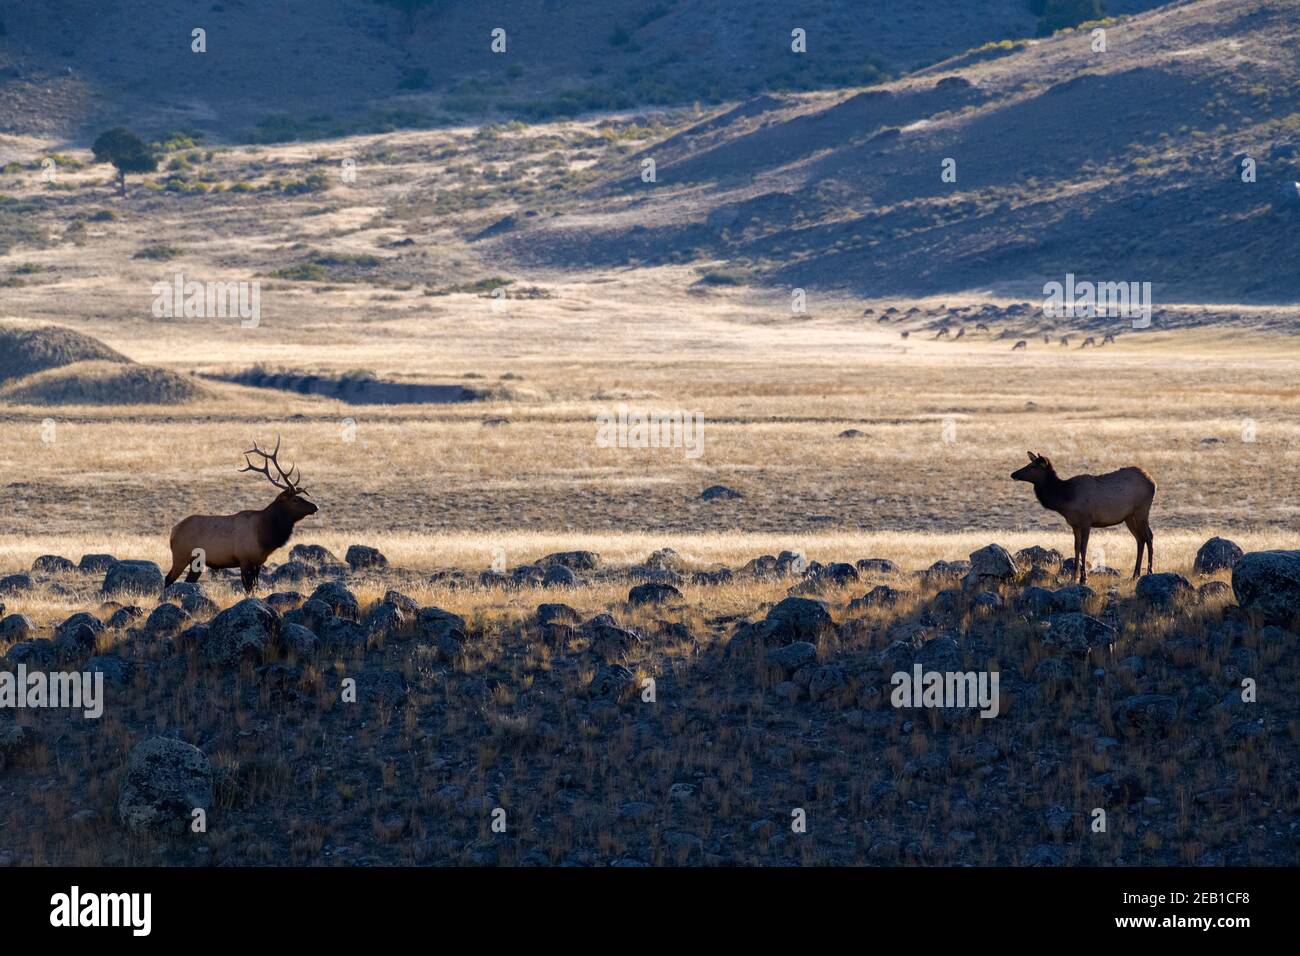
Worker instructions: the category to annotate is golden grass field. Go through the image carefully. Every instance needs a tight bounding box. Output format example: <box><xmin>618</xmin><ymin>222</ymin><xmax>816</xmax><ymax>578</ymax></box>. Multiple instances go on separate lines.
<box><xmin>2</xmin><ymin>117</ymin><xmax>1298</xmax><ymax>606</ymax></box>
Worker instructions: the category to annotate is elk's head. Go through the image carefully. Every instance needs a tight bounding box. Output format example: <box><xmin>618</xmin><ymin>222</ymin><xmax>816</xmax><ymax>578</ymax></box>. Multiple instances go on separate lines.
<box><xmin>1011</xmin><ymin>451</ymin><xmax>1053</xmax><ymax>483</ymax></box>
<box><xmin>240</xmin><ymin>437</ymin><xmax>318</xmax><ymax>522</ymax></box>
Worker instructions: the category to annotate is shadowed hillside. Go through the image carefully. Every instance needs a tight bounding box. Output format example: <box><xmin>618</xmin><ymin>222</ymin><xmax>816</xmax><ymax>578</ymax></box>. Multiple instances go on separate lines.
<box><xmin>484</xmin><ymin>0</ymin><xmax>1300</xmax><ymax>302</ymax></box>
<box><xmin>0</xmin><ymin>0</ymin><xmax>1163</xmax><ymax>140</ymax></box>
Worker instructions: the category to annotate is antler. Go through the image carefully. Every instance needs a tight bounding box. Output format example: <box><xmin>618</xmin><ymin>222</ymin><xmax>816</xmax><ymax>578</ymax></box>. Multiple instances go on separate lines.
<box><xmin>239</xmin><ymin>435</ymin><xmax>306</xmax><ymax>494</ymax></box>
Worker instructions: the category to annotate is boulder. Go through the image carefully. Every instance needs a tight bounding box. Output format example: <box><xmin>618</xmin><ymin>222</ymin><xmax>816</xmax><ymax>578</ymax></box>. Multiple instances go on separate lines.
<box><xmin>361</xmin><ymin>602</ymin><xmax>407</xmax><ymax>641</ymax></box>
<box><xmin>87</xmin><ymin>654</ymin><xmax>135</xmax><ymax>688</ymax></box>
<box><xmin>1040</xmin><ymin>613</ymin><xmax>1117</xmax><ymax>656</ymax></box>
<box><xmin>1232</xmin><ymin>550</ymin><xmax>1300</xmax><ymax>626</ymax></box>
<box><xmin>270</xmin><ymin>561</ymin><xmax>311</xmax><ymax>585</ymax></box>
<box><xmin>1135</xmin><ymin>572</ymin><xmax>1195</xmax><ymax>608</ymax></box>
<box><xmin>849</xmin><ymin>585</ymin><xmax>908</xmax><ymax>611</ymax></box>
<box><xmin>536</xmin><ymin>603</ymin><xmax>581</xmax><ymax>625</ymax></box>
<box><xmin>1194</xmin><ymin>537</ymin><xmax>1243</xmax><ymax>575</ymax></box>
<box><xmin>855</xmin><ymin>558</ymin><xmax>899</xmax><ymax>575</ymax></box>
<box><xmin>628</xmin><ymin>582</ymin><xmax>683</xmax><ymax>606</ymax></box>
<box><xmin>0</xmin><ymin>721</ymin><xmax>41</xmax><ymax>772</ymax></box>
<box><xmin>32</xmin><ymin>554</ymin><xmax>76</xmax><ymax>574</ymax></box>
<box><xmin>316</xmin><ymin>617</ymin><xmax>368</xmax><ymax>654</ymax></box>
<box><xmin>765</xmin><ymin>641</ymin><xmax>817</xmax><ymax>674</ymax></box>
<box><xmin>382</xmin><ymin>590</ymin><xmax>420</xmax><ymax>614</ymax></box>
<box><xmin>278</xmin><ymin>622</ymin><xmax>318</xmax><ymax>659</ymax></box>
<box><xmin>106</xmin><ymin>606</ymin><xmax>145</xmax><ymax>630</ymax></box>
<box><xmin>415</xmin><ymin>607</ymin><xmax>467</xmax><ymax>642</ymax></box>
<box><xmin>968</xmin><ymin>544</ymin><xmax>1018</xmax><ymax>579</ymax></box>
<box><xmin>691</xmin><ymin>568</ymin><xmax>733</xmax><ymax>586</ymax></box>
<box><xmin>807</xmin><ymin>665</ymin><xmax>848</xmax><ymax>702</ymax></box>
<box><xmin>538</xmin><ymin>550</ymin><xmax>600</xmax><ymax>571</ymax></box>
<box><xmin>0</xmin><ymin>613</ymin><xmax>34</xmax><ymax>643</ymax></box>
<box><xmin>1112</xmin><ymin>694</ymin><xmax>1178</xmax><ymax>736</ymax></box>
<box><xmin>542</xmin><ymin>564</ymin><xmax>578</xmax><ymax>588</ymax></box>
<box><xmin>345</xmin><ymin>545</ymin><xmax>388</xmax><ymax>571</ymax></box>
<box><xmin>915</xmin><ymin>635</ymin><xmax>961</xmax><ymax>670</ymax></box>
<box><xmin>1050</xmin><ymin>584</ymin><xmax>1095</xmax><ymax>613</ymax></box>
<box><xmin>589</xmin><ymin>664</ymin><xmax>635</xmax><ymax>700</ymax></box>
<box><xmin>765</xmin><ymin>596</ymin><xmax>832</xmax><ymax>643</ymax></box>
<box><xmin>0</xmin><ymin>573</ymin><xmax>33</xmax><ymax>595</ymax></box>
<box><xmin>142</xmin><ymin>603</ymin><xmax>191</xmax><ymax>637</ymax></box>
<box><xmin>78</xmin><ymin>553</ymin><xmax>118</xmax><ymax>573</ymax></box>
<box><xmin>699</xmin><ymin>485</ymin><xmax>743</xmax><ymax>501</ymax></box>
<box><xmin>308</xmin><ymin>581</ymin><xmax>360</xmax><ymax>621</ymax></box>
<box><xmin>117</xmin><ymin>737</ymin><xmax>214</xmax><ymax>834</ymax></box>
<box><xmin>204</xmin><ymin>598</ymin><xmax>280</xmax><ymax>666</ymax></box>
<box><xmin>1014</xmin><ymin>546</ymin><xmax>1061</xmax><ymax>570</ymax></box>
<box><xmin>102</xmin><ymin>560</ymin><xmax>163</xmax><ymax>597</ymax></box>
<box><xmin>288</xmin><ymin>543</ymin><xmax>343</xmax><ymax>568</ymax></box>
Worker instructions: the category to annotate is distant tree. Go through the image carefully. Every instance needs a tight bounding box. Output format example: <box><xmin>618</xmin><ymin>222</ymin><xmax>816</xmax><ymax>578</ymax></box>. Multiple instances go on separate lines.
<box><xmin>91</xmin><ymin>127</ymin><xmax>157</xmax><ymax>197</ymax></box>
<box><xmin>1037</xmin><ymin>0</ymin><xmax>1104</xmax><ymax>36</ymax></box>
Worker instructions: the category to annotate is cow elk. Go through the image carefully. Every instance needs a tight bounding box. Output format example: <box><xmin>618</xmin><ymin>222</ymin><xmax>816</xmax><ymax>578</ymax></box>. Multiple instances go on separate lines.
<box><xmin>1011</xmin><ymin>452</ymin><xmax>1156</xmax><ymax>585</ymax></box>
<box><xmin>1011</xmin><ymin>340</ymin><xmax>1027</xmax><ymax>350</ymax></box>
<box><xmin>165</xmin><ymin>437</ymin><xmax>319</xmax><ymax>593</ymax></box>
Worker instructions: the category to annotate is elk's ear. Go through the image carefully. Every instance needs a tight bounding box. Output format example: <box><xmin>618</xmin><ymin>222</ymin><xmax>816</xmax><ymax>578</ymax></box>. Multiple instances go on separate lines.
<box><xmin>1027</xmin><ymin>451</ymin><xmax>1037</xmax><ymax>462</ymax></box>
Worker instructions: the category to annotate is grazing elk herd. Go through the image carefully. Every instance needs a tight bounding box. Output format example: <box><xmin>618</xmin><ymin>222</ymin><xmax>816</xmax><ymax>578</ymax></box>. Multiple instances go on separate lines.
<box><xmin>152</xmin><ymin>438</ymin><xmax>1159</xmax><ymax>596</ymax></box>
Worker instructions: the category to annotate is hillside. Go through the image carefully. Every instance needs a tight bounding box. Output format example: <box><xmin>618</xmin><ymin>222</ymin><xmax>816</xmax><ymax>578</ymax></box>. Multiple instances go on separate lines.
<box><xmin>482</xmin><ymin>0</ymin><xmax>1300</xmax><ymax>302</ymax></box>
<box><xmin>0</xmin><ymin>0</ymin><xmax>1163</xmax><ymax>141</ymax></box>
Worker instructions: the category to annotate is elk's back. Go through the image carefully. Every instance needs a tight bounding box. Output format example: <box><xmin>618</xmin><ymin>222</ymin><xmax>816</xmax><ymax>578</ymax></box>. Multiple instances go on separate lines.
<box><xmin>1066</xmin><ymin>467</ymin><xmax>1156</xmax><ymax>526</ymax></box>
<box><xmin>170</xmin><ymin>511</ymin><xmax>264</xmax><ymax>568</ymax></box>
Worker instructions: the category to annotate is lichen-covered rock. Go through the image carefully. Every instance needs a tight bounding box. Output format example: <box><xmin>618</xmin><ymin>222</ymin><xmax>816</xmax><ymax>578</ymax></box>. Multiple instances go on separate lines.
<box><xmin>78</xmin><ymin>553</ymin><xmax>118</xmax><ymax>573</ymax></box>
<box><xmin>204</xmin><ymin>598</ymin><xmax>280</xmax><ymax>666</ymax></box>
<box><xmin>308</xmin><ymin>581</ymin><xmax>360</xmax><ymax>621</ymax></box>
<box><xmin>766</xmin><ymin>641</ymin><xmax>817</xmax><ymax>674</ymax></box>
<box><xmin>968</xmin><ymin>544</ymin><xmax>1018</xmax><ymax>579</ymax></box>
<box><xmin>1112</xmin><ymin>694</ymin><xmax>1178</xmax><ymax>736</ymax></box>
<box><xmin>1232</xmin><ymin>550</ymin><xmax>1300</xmax><ymax>626</ymax></box>
<box><xmin>765</xmin><ymin>596</ymin><xmax>832</xmax><ymax>643</ymax></box>
<box><xmin>1135</xmin><ymin>572</ymin><xmax>1195</xmax><ymax>608</ymax></box>
<box><xmin>538</xmin><ymin>550</ymin><xmax>600</xmax><ymax>571</ymax></box>
<box><xmin>1040</xmin><ymin>613</ymin><xmax>1117</xmax><ymax>656</ymax></box>
<box><xmin>32</xmin><ymin>554</ymin><xmax>76</xmax><ymax>574</ymax></box>
<box><xmin>542</xmin><ymin>564</ymin><xmax>578</xmax><ymax>588</ymax></box>
<box><xmin>288</xmin><ymin>543</ymin><xmax>343</xmax><ymax>568</ymax></box>
<box><xmin>345</xmin><ymin>544</ymin><xmax>389</xmax><ymax>571</ymax></box>
<box><xmin>1014</xmin><ymin>546</ymin><xmax>1062</xmax><ymax>571</ymax></box>
<box><xmin>117</xmin><ymin>737</ymin><xmax>213</xmax><ymax>834</ymax></box>
<box><xmin>628</xmin><ymin>582</ymin><xmax>683</xmax><ymax>606</ymax></box>
<box><xmin>102</xmin><ymin>560</ymin><xmax>163</xmax><ymax>597</ymax></box>
<box><xmin>0</xmin><ymin>613</ymin><xmax>34</xmax><ymax>643</ymax></box>
<box><xmin>1194</xmin><ymin>537</ymin><xmax>1243</xmax><ymax>575</ymax></box>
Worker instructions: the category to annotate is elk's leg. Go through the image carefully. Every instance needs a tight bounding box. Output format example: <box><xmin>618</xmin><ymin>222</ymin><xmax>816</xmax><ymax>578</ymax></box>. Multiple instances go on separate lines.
<box><xmin>184</xmin><ymin>569</ymin><xmax>202</xmax><ymax>584</ymax></box>
<box><xmin>1125</xmin><ymin>516</ymin><xmax>1144</xmax><ymax>579</ymax></box>
<box><xmin>239</xmin><ymin>563</ymin><xmax>257</xmax><ymax>594</ymax></box>
<box><xmin>1070</xmin><ymin>525</ymin><xmax>1082</xmax><ymax>582</ymax></box>
<box><xmin>1078</xmin><ymin>526</ymin><xmax>1091</xmax><ymax>585</ymax></box>
<box><xmin>165</xmin><ymin>556</ymin><xmax>187</xmax><ymax>589</ymax></box>
<box><xmin>1144</xmin><ymin>522</ymin><xmax>1154</xmax><ymax>575</ymax></box>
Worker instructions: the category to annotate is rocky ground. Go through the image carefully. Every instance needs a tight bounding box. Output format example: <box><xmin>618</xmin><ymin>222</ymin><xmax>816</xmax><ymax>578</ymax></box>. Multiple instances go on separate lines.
<box><xmin>0</xmin><ymin>537</ymin><xmax>1296</xmax><ymax>866</ymax></box>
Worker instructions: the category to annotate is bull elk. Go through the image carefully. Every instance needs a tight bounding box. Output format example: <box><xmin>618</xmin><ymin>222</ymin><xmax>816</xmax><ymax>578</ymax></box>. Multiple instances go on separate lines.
<box><xmin>165</xmin><ymin>438</ymin><xmax>319</xmax><ymax>593</ymax></box>
<box><xmin>1011</xmin><ymin>452</ymin><xmax>1156</xmax><ymax>585</ymax></box>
